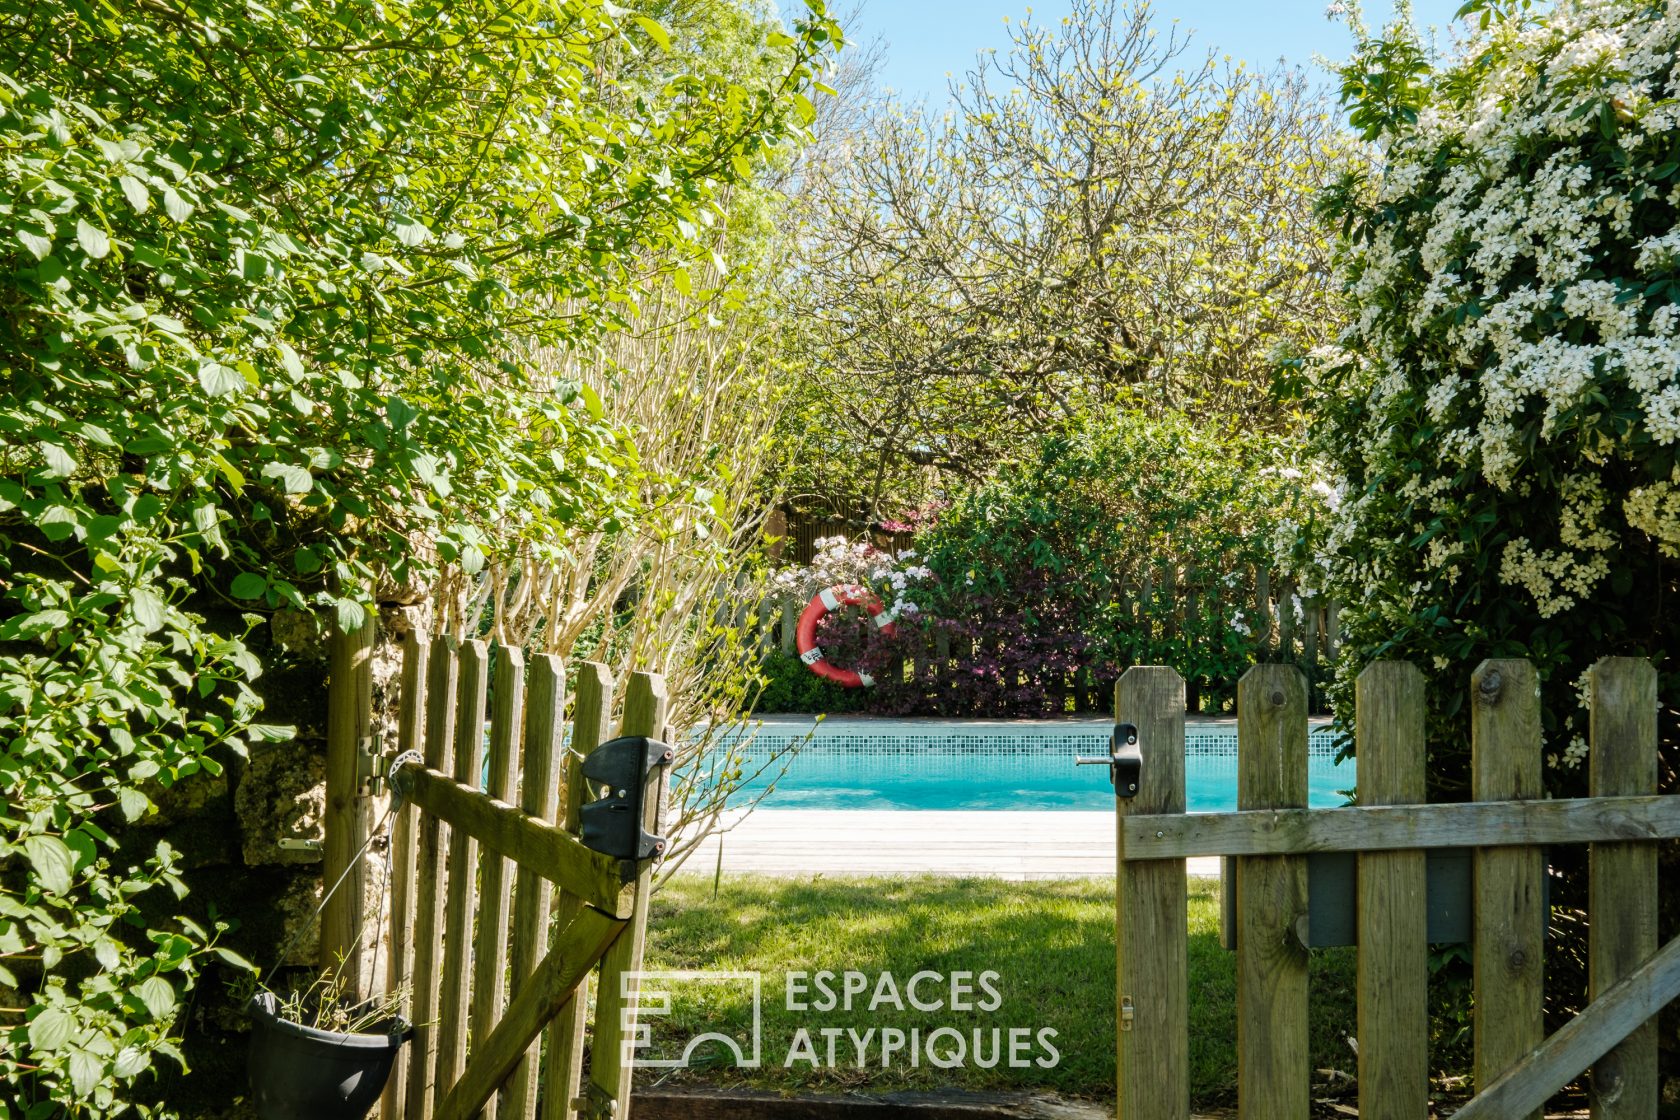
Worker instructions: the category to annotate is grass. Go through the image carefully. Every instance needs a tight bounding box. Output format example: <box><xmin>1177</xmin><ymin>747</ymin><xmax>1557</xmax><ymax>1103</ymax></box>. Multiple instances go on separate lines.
<box><xmin>640</xmin><ymin>874</ymin><xmax>1359</xmax><ymax>1104</ymax></box>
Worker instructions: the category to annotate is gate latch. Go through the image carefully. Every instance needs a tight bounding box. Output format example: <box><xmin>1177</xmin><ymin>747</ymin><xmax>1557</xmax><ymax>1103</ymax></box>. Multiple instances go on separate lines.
<box><xmin>579</xmin><ymin>735</ymin><xmax>675</xmax><ymax>865</ymax></box>
<box><xmin>1075</xmin><ymin>723</ymin><xmax>1141</xmax><ymax>798</ymax></box>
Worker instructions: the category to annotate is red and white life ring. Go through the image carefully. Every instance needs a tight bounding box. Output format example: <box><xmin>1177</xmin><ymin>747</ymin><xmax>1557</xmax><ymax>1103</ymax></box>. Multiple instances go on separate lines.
<box><xmin>796</xmin><ymin>584</ymin><xmax>898</xmax><ymax>689</ymax></box>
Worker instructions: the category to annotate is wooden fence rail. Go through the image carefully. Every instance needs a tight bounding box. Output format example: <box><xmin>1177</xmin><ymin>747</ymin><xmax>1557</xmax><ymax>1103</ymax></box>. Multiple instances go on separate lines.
<box><xmin>1111</xmin><ymin>656</ymin><xmax>1670</xmax><ymax>1119</ymax></box>
<box><xmin>367</xmin><ymin>630</ymin><xmax>672</xmax><ymax>1120</ymax></box>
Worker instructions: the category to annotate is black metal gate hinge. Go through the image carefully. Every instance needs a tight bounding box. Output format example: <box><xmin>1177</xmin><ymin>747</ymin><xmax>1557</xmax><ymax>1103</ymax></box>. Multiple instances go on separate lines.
<box><xmin>579</xmin><ymin>735</ymin><xmax>674</xmax><ymax>866</ymax></box>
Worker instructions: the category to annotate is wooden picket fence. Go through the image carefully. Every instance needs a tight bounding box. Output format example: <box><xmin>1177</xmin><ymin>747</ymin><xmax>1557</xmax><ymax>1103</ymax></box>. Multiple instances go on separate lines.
<box><xmin>750</xmin><ymin>565</ymin><xmax>1340</xmax><ymax>712</ymax></box>
<box><xmin>1109</xmin><ymin>657</ymin><xmax>1676</xmax><ymax>1119</ymax></box>
<box><xmin>371</xmin><ymin>632</ymin><xmax>672</xmax><ymax>1120</ymax></box>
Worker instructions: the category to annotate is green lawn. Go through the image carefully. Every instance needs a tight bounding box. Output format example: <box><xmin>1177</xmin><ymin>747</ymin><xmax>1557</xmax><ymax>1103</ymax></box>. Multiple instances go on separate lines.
<box><xmin>640</xmin><ymin>875</ymin><xmax>1358</xmax><ymax>1104</ymax></box>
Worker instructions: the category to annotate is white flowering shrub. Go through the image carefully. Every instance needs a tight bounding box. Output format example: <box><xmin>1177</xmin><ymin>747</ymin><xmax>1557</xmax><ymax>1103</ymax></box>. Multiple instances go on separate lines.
<box><xmin>767</xmin><ymin>536</ymin><xmax>930</xmax><ymax>621</ymax></box>
<box><xmin>1316</xmin><ymin>0</ymin><xmax>1678</xmax><ymax>792</ymax></box>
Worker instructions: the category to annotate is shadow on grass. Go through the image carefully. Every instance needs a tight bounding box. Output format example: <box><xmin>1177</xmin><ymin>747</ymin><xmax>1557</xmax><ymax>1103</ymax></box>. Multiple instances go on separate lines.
<box><xmin>642</xmin><ymin>875</ymin><xmax>1357</xmax><ymax>1105</ymax></box>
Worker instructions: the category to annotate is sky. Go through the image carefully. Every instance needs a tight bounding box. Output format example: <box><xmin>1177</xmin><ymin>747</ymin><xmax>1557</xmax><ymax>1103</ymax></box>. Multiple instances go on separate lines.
<box><xmin>849</xmin><ymin>0</ymin><xmax>1469</xmax><ymax>105</ymax></box>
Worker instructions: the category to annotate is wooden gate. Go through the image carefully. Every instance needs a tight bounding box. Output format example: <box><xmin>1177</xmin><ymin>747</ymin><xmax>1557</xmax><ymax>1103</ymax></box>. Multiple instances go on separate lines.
<box><xmin>1111</xmin><ymin>658</ymin><xmax>1679</xmax><ymax>1119</ymax></box>
<box><xmin>374</xmin><ymin>630</ymin><xmax>672</xmax><ymax>1120</ymax></box>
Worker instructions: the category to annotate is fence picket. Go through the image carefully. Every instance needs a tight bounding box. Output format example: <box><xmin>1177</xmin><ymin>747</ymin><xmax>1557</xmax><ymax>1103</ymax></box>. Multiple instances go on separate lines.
<box><xmin>436</xmin><ymin>639</ymin><xmax>490</xmax><ymax>1098</ymax></box>
<box><xmin>1470</xmin><ymin>658</ymin><xmax>1545</xmax><ymax>1120</ymax></box>
<box><xmin>542</xmin><ymin>662</ymin><xmax>614</xmax><ymax>1120</ymax></box>
<box><xmin>408</xmin><ymin>635</ymin><xmax>460</xmax><ymax>1120</ymax></box>
<box><xmin>588</xmin><ymin>670</ymin><xmax>670</xmax><ymax>1116</ymax></box>
<box><xmin>1355</xmin><ymin>661</ymin><xmax>1428</xmax><ymax>1119</ymax></box>
<box><xmin>380</xmin><ymin>629</ymin><xmax>428</xmax><ymax>1120</ymax></box>
<box><xmin>467</xmin><ymin>645</ymin><xmax>524</xmax><ymax>1120</ymax></box>
<box><xmin>1114</xmin><ymin>667</ymin><xmax>1189</xmax><ymax>1120</ymax></box>
<box><xmin>1235</xmin><ymin>664</ymin><xmax>1309</xmax><ymax>1119</ymax></box>
<box><xmin>1587</xmin><ymin>656</ymin><xmax>1659</xmax><ymax>1118</ymax></box>
<box><xmin>503</xmin><ymin>654</ymin><xmax>566</xmax><ymax>1119</ymax></box>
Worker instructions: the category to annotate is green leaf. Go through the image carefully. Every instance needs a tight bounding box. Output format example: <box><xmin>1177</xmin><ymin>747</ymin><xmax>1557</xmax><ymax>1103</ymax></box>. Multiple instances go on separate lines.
<box><xmin>135</xmin><ymin>976</ymin><xmax>176</xmax><ymax>1020</ymax></box>
<box><xmin>118</xmin><ymin>174</ymin><xmax>151</xmax><ymax>212</ymax></box>
<box><xmin>69</xmin><ymin>1049</ymin><xmax>102</xmax><ymax>1096</ymax></box>
<box><xmin>23</xmin><ymin>835</ymin><xmax>74</xmax><ymax>896</ymax></box>
<box><xmin>76</xmin><ymin>218</ymin><xmax>111</xmax><ymax>259</ymax></box>
<box><xmin>230</xmin><ymin>572</ymin><xmax>268</xmax><ymax>599</ymax></box>
<box><xmin>118</xmin><ymin>787</ymin><xmax>151</xmax><ymax>822</ymax></box>
<box><xmin>114</xmin><ymin>1047</ymin><xmax>148</xmax><ymax>1078</ymax></box>
<box><xmin>335</xmin><ymin>597</ymin><xmax>367</xmax><ymax>632</ymax></box>
<box><xmin>130</xmin><ymin>587</ymin><xmax>165</xmax><ymax>633</ymax></box>
<box><xmin>386</xmin><ymin>395</ymin><xmax>419</xmax><ymax>431</ymax></box>
<box><xmin>197</xmin><ymin>361</ymin><xmax>245</xmax><ymax>397</ymax></box>
<box><xmin>39</xmin><ymin>443</ymin><xmax>76</xmax><ymax>479</ymax></box>
<box><xmin>213</xmin><ymin>947</ymin><xmax>256</xmax><ymax>971</ymax></box>
<box><xmin>391</xmin><ymin>214</ymin><xmax>431</xmax><ymax>247</ymax></box>
<box><xmin>27</xmin><ymin>1007</ymin><xmax>74</xmax><ymax>1052</ymax></box>
<box><xmin>260</xmin><ymin>461</ymin><xmax>313</xmax><ymax>494</ymax></box>
<box><xmin>16</xmin><ymin>228</ymin><xmax>51</xmax><ymax>260</ymax></box>
<box><xmin>161</xmin><ymin>186</ymin><xmax>193</xmax><ymax>222</ymax></box>
<box><xmin>634</xmin><ymin>15</ymin><xmax>671</xmax><ymax>50</ymax></box>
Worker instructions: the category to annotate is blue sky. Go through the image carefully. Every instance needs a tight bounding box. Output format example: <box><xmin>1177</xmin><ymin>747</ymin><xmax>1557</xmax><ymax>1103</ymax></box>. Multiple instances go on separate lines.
<box><xmin>849</xmin><ymin>0</ymin><xmax>1468</xmax><ymax>104</ymax></box>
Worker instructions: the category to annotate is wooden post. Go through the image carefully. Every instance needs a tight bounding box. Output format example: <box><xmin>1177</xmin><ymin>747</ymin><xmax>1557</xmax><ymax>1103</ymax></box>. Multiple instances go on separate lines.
<box><xmin>1276</xmin><ymin>577</ymin><xmax>1297</xmax><ymax>664</ymax></box>
<box><xmin>1471</xmin><ymin>658</ymin><xmax>1544</xmax><ymax>1120</ymax></box>
<box><xmin>1355</xmin><ymin>661</ymin><xmax>1428</xmax><ymax>1119</ymax></box>
<box><xmin>468</xmin><ymin>646</ymin><xmax>524</xmax><ymax>1120</ymax></box>
<box><xmin>1301</xmin><ymin>602</ymin><xmax>1319</xmax><ymax>710</ymax></box>
<box><xmin>1587</xmin><ymin>657</ymin><xmax>1659</xmax><ymax>1118</ymax></box>
<box><xmin>780</xmin><ymin>595</ymin><xmax>798</xmax><ymax>656</ymax></box>
<box><xmin>1114</xmin><ymin>667</ymin><xmax>1189</xmax><ymax>1120</ymax></box>
<box><xmin>504</xmin><ymin>654</ymin><xmax>566</xmax><ymax>1120</ymax></box>
<box><xmin>408</xmin><ymin>636</ymin><xmax>460</xmax><ymax>1119</ymax></box>
<box><xmin>381</xmin><ymin>629</ymin><xmax>429</xmax><ymax>1120</ymax></box>
<box><xmin>589</xmin><ymin>670</ymin><xmax>670</xmax><ymax>1117</ymax></box>
<box><xmin>1235</xmin><ymin>664</ymin><xmax>1309</xmax><ymax>1119</ymax></box>
<box><xmin>543</xmin><ymin>662</ymin><xmax>614</xmax><ymax>1120</ymax></box>
<box><xmin>322</xmin><ymin>602</ymin><xmax>378</xmax><ymax>990</ymax></box>
<box><xmin>1253</xmin><ymin>567</ymin><xmax>1272</xmax><ymax>652</ymax></box>
<box><xmin>435</xmin><ymin>639</ymin><xmax>490</xmax><ymax>1098</ymax></box>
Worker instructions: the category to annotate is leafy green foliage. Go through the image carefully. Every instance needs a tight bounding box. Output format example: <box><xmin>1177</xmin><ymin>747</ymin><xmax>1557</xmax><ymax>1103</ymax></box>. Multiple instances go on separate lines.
<box><xmin>0</xmin><ymin>0</ymin><xmax>840</xmax><ymax>1110</ymax></box>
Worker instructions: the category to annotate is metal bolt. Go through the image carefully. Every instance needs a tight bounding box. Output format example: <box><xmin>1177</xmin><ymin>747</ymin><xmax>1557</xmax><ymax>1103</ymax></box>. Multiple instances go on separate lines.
<box><xmin>1126</xmin><ymin>783</ymin><xmax>1137</xmax><ymax>793</ymax></box>
<box><xmin>1156</xmin><ymin>830</ymin><xmax>1165</xmax><ymax>838</ymax></box>
<box><xmin>616</xmin><ymin>788</ymin><xmax>628</xmax><ymax>798</ymax></box>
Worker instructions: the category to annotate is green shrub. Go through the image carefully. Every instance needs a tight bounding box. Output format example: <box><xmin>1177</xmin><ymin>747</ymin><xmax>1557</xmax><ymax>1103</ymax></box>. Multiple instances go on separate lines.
<box><xmin>0</xmin><ymin>0</ymin><xmax>839</xmax><ymax>1110</ymax></box>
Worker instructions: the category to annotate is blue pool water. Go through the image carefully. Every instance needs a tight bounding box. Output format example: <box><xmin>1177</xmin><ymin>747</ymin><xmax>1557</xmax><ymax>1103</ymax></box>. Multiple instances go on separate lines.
<box><xmin>706</xmin><ymin>717</ymin><xmax>1353</xmax><ymax>812</ymax></box>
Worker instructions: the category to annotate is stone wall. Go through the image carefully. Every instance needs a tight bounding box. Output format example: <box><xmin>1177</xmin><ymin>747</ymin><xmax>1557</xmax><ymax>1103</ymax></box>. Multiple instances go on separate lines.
<box><xmin>145</xmin><ymin>602</ymin><xmax>415</xmax><ymax>1117</ymax></box>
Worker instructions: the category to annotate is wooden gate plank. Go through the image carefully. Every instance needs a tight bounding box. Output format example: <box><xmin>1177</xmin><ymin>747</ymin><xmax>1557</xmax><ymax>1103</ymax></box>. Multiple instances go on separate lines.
<box><xmin>1587</xmin><ymin>657</ymin><xmax>1659</xmax><ymax>1119</ymax></box>
<box><xmin>381</xmin><ymin>628</ymin><xmax>429</xmax><ymax>1120</ymax></box>
<box><xmin>1235</xmin><ymin>665</ymin><xmax>1309</xmax><ymax>1120</ymax></box>
<box><xmin>543</xmin><ymin>662</ymin><xmax>614</xmax><ymax>1120</ymax></box>
<box><xmin>408</xmin><ymin>634</ymin><xmax>461</xmax><ymax>1120</ymax></box>
<box><xmin>1452</xmin><ymin>933</ymin><xmax>1680</xmax><ymax>1120</ymax></box>
<box><xmin>323</xmin><ymin>603</ymin><xmax>378</xmax><ymax>984</ymax></box>
<box><xmin>1114</xmin><ymin>667</ymin><xmax>1189</xmax><ymax>1120</ymax></box>
<box><xmin>588</xmin><ymin>671</ymin><xmax>670</xmax><ymax>1118</ymax></box>
<box><xmin>395</xmin><ymin>764</ymin><xmax>630</xmax><ymax>915</ymax></box>
<box><xmin>1470</xmin><ymin>658</ymin><xmax>1544</xmax><ymax>1120</ymax></box>
<box><xmin>434</xmin><ymin>907</ymin><xmax>628</xmax><ymax>1120</ymax></box>
<box><xmin>503</xmin><ymin>653</ymin><xmax>566</xmax><ymax>1120</ymax></box>
<box><xmin>1355</xmin><ymin>661</ymin><xmax>1428</xmax><ymax>1119</ymax></box>
<box><xmin>436</xmin><ymin>639</ymin><xmax>491</xmax><ymax>1098</ymax></box>
<box><xmin>468</xmin><ymin>645</ymin><xmax>526</xmax><ymax>1120</ymax></box>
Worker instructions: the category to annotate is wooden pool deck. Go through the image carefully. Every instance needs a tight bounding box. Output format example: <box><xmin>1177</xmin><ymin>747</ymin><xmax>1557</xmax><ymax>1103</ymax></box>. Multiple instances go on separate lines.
<box><xmin>669</xmin><ymin>809</ymin><xmax>1220</xmax><ymax>880</ymax></box>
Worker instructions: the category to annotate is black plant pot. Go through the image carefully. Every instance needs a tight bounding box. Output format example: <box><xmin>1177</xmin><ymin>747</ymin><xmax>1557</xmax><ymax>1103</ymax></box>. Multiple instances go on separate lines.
<box><xmin>246</xmin><ymin>992</ymin><xmax>413</xmax><ymax>1120</ymax></box>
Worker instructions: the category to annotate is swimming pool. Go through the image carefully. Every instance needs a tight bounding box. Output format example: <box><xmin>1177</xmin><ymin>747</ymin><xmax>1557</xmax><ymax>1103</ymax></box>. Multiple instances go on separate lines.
<box><xmin>709</xmin><ymin>716</ymin><xmax>1353</xmax><ymax>812</ymax></box>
